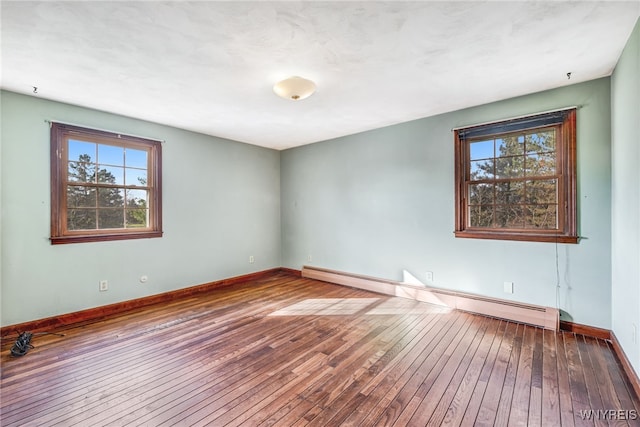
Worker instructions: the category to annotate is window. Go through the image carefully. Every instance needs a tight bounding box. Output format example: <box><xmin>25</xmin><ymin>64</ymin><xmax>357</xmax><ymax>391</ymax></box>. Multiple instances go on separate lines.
<box><xmin>454</xmin><ymin>108</ymin><xmax>577</xmax><ymax>243</ymax></box>
<box><xmin>50</xmin><ymin>123</ymin><xmax>162</xmax><ymax>244</ymax></box>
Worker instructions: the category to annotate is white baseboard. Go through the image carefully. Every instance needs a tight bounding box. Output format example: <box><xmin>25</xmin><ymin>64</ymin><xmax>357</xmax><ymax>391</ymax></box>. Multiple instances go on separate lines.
<box><xmin>302</xmin><ymin>266</ymin><xmax>559</xmax><ymax>331</ymax></box>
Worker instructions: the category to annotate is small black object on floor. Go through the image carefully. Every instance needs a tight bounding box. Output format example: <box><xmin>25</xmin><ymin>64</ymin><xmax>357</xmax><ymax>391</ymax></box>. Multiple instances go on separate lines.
<box><xmin>11</xmin><ymin>332</ymin><xmax>34</xmax><ymax>357</ymax></box>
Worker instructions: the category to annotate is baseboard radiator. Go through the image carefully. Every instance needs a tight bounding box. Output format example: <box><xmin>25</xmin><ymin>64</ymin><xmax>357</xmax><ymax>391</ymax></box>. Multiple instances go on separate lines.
<box><xmin>301</xmin><ymin>266</ymin><xmax>559</xmax><ymax>331</ymax></box>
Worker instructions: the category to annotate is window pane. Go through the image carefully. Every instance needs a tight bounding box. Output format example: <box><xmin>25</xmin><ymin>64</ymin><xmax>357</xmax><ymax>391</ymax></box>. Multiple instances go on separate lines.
<box><xmin>525</xmin><ymin>204</ymin><xmax>557</xmax><ymax>229</ymax></box>
<box><xmin>126</xmin><ymin>189</ymin><xmax>148</xmax><ymax>207</ymax></box>
<box><xmin>526</xmin><ymin>130</ymin><xmax>555</xmax><ymax>153</ymax></box>
<box><xmin>470</xmin><ymin>140</ymin><xmax>493</xmax><ymax>160</ymax></box>
<box><xmin>125</xmin><ymin>148</ymin><xmax>148</xmax><ymax>169</ymax></box>
<box><xmin>496</xmin><ymin>136</ymin><xmax>524</xmax><ymax>157</ymax></box>
<box><xmin>67</xmin><ymin>186</ymin><xmax>96</xmax><ymax>208</ymax></box>
<box><xmin>526</xmin><ymin>179</ymin><xmax>557</xmax><ymax>204</ymax></box>
<box><xmin>468</xmin><ymin>183</ymin><xmax>493</xmax><ymax>205</ymax></box>
<box><xmin>68</xmin><ymin>209</ymin><xmax>96</xmax><ymax>230</ymax></box>
<box><xmin>495</xmin><ymin>156</ymin><xmax>524</xmax><ymax>179</ymax></box>
<box><xmin>495</xmin><ymin>204</ymin><xmax>524</xmax><ymax>228</ymax></box>
<box><xmin>470</xmin><ymin>159</ymin><xmax>494</xmax><ymax>180</ymax></box>
<box><xmin>98</xmin><ymin>188</ymin><xmax>125</xmax><ymax>208</ymax></box>
<box><xmin>68</xmin><ymin>161</ymin><xmax>96</xmax><ymax>183</ymax></box>
<box><xmin>525</xmin><ymin>152</ymin><xmax>556</xmax><ymax>176</ymax></box>
<box><xmin>496</xmin><ymin>181</ymin><xmax>524</xmax><ymax>205</ymax></box>
<box><xmin>98</xmin><ymin>166</ymin><xmax>124</xmax><ymax>185</ymax></box>
<box><xmin>469</xmin><ymin>205</ymin><xmax>493</xmax><ymax>227</ymax></box>
<box><xmin>126</xmin><ymin>209</ymin><xmax>148</xmax><ymax>228</ymax></box>
<box><xmin>126</xmin><ymin>168</ymin><xmax>148</xmax><ymax>186</ymax></box>
<box><xmin>98</xmin><ymin>209</ymin><xmax>124</xmax><ymax>229</ymax></box>
<box><xmin>98</xmin><ymin>144</ymin><xmax>124</xmax><ymax>166</ymax></box>
<box><xmin>68</xmin><ymin>140</ymin><xmax>96</xmax><ymax>162</ymax></box>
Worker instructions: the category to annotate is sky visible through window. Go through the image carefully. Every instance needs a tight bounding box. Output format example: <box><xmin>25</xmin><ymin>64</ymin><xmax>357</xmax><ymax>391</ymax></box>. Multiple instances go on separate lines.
<box><xmin>470</xmin><ymin>139</ymin><xmax>496</xmax><ymax>160</ymax></box>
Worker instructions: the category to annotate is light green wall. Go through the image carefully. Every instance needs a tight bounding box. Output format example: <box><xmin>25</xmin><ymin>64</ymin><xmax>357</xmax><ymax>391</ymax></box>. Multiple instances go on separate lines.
<box><xmin>612</xmin><ymin>18</ymin><xmax>640</xmax><ymax>375</ymax></box>
<box><xmin>1</xmin><ymin>58</ymin><xmax>632</xmax><ymax>335</ymax></box>
<box><xmin>0</xmin><ymin>91</ymin><xmax>282</xmax><ymax>326</ymax></box>
<box><xmin>281</xmin><ymin>78</ymin><xmax>613</xmax><ymax>328</ymax></box>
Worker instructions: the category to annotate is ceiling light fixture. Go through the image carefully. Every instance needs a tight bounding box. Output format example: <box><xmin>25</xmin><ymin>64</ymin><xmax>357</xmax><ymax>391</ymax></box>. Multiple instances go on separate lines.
<box><xmin>273</xmin><ymin>76</ymin><xmax>316</xmax><ymax>101</ymax></box>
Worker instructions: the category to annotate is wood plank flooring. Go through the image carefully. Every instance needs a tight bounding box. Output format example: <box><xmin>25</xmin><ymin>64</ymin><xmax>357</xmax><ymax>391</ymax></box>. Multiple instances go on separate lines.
<box><xmin>1</xmin><ymin>272</ymin><xmax>639</xmax><ymax>426</ymax></box>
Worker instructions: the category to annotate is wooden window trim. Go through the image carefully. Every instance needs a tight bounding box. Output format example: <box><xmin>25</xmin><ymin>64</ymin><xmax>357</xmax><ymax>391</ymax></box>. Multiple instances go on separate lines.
<box><xmin>454</xmin><ymin>109</ymin><xmax>577</xmax><ymax>243</ymax></box>
<box><xmin>50</xmin><ymin>123</ymin><xmax>163</xmax><ymax>244</ymax></box>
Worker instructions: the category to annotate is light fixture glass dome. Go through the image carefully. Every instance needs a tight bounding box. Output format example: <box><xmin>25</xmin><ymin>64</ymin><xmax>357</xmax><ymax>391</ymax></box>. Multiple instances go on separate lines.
<box><xmin>273</xmin><ymin>76</ymin><xmax>316</xmax><ymax>101</ymax></box>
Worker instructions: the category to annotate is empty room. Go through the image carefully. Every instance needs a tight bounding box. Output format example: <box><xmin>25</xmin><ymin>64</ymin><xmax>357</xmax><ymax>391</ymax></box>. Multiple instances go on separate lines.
<box><xmin>1</xmin><ymin>1</ymin><xmax>640</xmax><ymax>426</ymax></box>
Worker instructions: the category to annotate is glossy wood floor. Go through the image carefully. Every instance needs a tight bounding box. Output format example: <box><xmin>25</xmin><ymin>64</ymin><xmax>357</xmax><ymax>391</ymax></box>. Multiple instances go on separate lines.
<box><xmin>2</xmin><ymin>272</ymin><xmax>639</xmax><ymax>426</ymax></box>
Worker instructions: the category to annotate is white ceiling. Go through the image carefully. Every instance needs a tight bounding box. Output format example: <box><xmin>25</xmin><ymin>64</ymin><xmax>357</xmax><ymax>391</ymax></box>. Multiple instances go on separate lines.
<box><xmin>2</xmin><ymin>1</ymin><xmax>639</xmax><ymax>150</ymax></box>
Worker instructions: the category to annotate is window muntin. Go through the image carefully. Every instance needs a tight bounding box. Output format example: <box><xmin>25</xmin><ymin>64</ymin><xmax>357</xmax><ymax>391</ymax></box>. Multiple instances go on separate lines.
<box><xmin>454</xmin><ymin>109</ymin><xmax>577</xmax><ymax>243</ymax></box>
<box><xmin>51</xmin><ymin>123</ymin><xmax>162</xmax><ymax>244</ymax></box>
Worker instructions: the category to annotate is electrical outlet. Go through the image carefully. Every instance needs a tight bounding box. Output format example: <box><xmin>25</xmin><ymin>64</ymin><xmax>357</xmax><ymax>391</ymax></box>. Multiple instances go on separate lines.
<box><xmin>425</xmin><ymin>271</ymin><xmax>434</xmax><ymax>283</ymax></box>
<box><xmin>99</xmin><ymin>280</ymin><xmax>108</xmax><ymax>292</ymax></box>
<box><xmin>503</xmin><ymin>281</ymin><xmax>514</xmax><ymax>294</ymax></box>
<box><xmin>249</xmin><ymin>255</ymin><xmax>255</xmax><ymax>264</ymax></box>
<box><xmin>308</xmin><ymin>254</ymin><xmax>312</xmax><ymax>262</ymax></box>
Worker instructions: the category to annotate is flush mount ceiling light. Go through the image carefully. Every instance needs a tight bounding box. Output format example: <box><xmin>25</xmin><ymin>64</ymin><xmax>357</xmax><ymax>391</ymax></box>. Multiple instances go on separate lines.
<box><xmin>273</xmin><ymin>76</ymin><xmax>316</xmax><ymax>101</ymax></box>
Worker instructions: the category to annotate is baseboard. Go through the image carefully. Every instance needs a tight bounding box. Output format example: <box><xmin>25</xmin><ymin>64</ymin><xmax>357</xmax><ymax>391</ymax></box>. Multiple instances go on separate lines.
<box><xmin>280</xmin><ymin>267</ymin><xmax>302</xmax><ymax>277</ymax></box>
<box><xmin>610</xmin><ymin>332</ymin><xmax>640</xmax><ymax>400</ymax></box>
<box><xmin>301</xmin><ymin>265</ymin><xmax>559</xmax><ymax>331</ymax></box>
<box><xmin>0</xmin><ymin>268</ymin><xmax>284</xmax><ymax>337</ymax></box>
<box><xmin>559</xmin><ymin>320</ymin><xmax>612</xmax><ymax>340</ymax></box>
<box><xmin>303</xmin><ymin>266</ymin><xmax>399</xmax><ymax>295</ymax></box>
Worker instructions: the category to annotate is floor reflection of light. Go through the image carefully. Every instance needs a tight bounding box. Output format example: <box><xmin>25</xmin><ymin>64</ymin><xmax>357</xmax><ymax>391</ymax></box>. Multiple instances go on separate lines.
<box><xmin>269</xmin><ymin>297</ymin><xmax>451</xmax><ymax>316</ymax></box>
<box><xmin>365</xmin><ymin>298</ymin><xmax>451</xmax><ymax>315</ymax></box>
<box><xmin>269</xmin><ymin>298</ymin><xmax>379</xmax><ymax>316</ymax></box>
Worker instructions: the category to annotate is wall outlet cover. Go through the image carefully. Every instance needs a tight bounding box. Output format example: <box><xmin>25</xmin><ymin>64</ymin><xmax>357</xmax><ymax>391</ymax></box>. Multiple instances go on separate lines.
<box><xmin>503</xmin><ymin>281</ymin><xmax>514</xmax><ymax>294</ymax></box>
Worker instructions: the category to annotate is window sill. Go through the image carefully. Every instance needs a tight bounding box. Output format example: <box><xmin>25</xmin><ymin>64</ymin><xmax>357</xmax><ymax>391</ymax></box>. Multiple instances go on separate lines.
<box><xmin>50</xmin><ymin>231</ymin><xmax>163</xmax><ymax>245</ymax></box>
<box><xmin>454</xmin><ymin>230</ymin><xmax>578</xmax><ymax>244</ymax></box>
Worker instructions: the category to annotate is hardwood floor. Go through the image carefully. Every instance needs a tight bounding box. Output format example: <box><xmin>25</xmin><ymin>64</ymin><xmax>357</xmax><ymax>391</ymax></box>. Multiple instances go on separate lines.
<box><xmin>1</xmin><ymin>272</ymin><xmax>639</xmax><ymax>426</ymax></box>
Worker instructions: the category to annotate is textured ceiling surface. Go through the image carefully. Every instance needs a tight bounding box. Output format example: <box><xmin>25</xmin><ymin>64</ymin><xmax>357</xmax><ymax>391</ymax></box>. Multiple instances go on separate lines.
<box><xmin>2</xmin><ymin>1</ymin><xmax>639</xmax><ymax>150</ymax></box>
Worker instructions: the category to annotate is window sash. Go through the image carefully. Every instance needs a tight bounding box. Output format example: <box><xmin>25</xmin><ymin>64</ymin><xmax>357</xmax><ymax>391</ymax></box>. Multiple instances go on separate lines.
<box><xmin>465</xmin><ymin>127</ymin><xmax>561</xmax><ymax>231</ymax></box>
